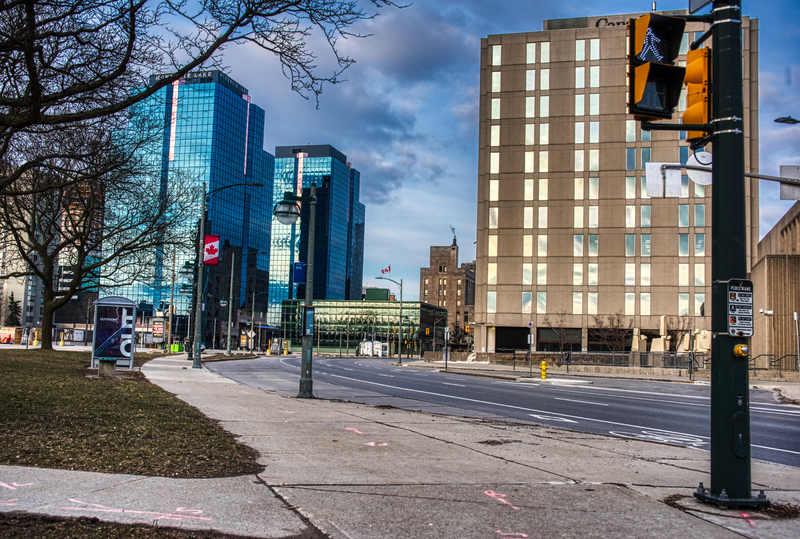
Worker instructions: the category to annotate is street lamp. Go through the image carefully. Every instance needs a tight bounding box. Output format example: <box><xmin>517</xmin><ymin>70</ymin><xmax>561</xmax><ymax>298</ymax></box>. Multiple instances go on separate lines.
<box><xmin>191</xmin><ymin>181</ymin><xmax>263</xmax><ymax>369</ymax></box>
<box><xmin>375</xmin><ymin>276</ymin><xmax>403</xmax><ymax>364</ymax></box>
<box><xmin>272</xmin><ymin>186</ymin><xmax>317</xmax><ymax>398</ymax></box>
<box><xmin>774</xmin><ymin>116</ymin><xmax>799</xmax><ymax>125</ymax></box>
<box><xmin>224</xmin><ymin>250</ymin><xmax>268</xmax><ymax>356</ymax></box>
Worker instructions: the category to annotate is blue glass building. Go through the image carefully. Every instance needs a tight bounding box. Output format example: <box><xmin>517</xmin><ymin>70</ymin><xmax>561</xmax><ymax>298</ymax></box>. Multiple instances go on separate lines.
<box><xmin>104</xmin><ymin>70</ymin><xmax>274</xmax><ymax>346</ymax></box>
<box><xmin>268</xmin><ymin>145</ymin><xmax>365</xmax><ymax>326</ymax></box>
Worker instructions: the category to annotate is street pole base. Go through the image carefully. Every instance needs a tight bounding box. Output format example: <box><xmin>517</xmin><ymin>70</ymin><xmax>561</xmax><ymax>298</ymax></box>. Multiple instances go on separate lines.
<box><xmin>694</xmin><ymin>483</ymin><xmax>770</xmax><ymax>508</ymax></box>
<box><xmin>297</xmin><ymin>379</ymin><xmax>314</xmax><ymax>399</ymax></box>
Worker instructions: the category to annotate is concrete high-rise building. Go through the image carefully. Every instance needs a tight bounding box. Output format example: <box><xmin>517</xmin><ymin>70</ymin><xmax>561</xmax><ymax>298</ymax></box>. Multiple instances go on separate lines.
<box><xmin>103</xmin><ymin>70</ymin><xmax>274</xmax><ymax>347</ymax></box>
<box><xmin>419</xmin><ymin>237</ymin><xmax>475</xmax><ymax>351</ymax></box>
<box><xmin>474</xmin><ymin>12</ymin><xmax>759</xmax><ymax>353</ymax></box>
<box><xmin>267</xmin><ymin>145</ymin><xmax>365</xmax><ymax>326</ymax></box>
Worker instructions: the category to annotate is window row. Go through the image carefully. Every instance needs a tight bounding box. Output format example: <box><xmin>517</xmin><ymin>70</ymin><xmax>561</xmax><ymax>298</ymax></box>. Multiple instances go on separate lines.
<box><xmin>486</xmin><ymin>291</ymin><xmax>705</xmax><ymax>317</ymax></box>
<box><xmin>489</xmin><ymin>93</ymin><xmax>599</xmax><ymax>120</ymax></box>
<box><xmin>490</xmin><ymin>39</ymin><xmax>599</xmax><ymax>68</ymax></box>
<box><xmin>487</xmin><ymin>232</ymin><xmax>705</xmax><ymax>258</ymax></box>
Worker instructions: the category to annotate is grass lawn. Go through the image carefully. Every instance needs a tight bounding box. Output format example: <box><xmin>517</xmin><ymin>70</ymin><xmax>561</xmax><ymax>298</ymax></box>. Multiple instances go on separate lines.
<box><xmin>0</xmin><ymin>349</ymin><xmax>262</xmax><ymax>478</ymax></box>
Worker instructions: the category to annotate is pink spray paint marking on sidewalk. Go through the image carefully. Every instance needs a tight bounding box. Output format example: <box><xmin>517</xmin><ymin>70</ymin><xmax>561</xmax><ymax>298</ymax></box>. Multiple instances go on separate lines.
<box><xmin>0</xmin><ymin>482</ymin><xmax>32</xmax><ymax>490</ymax></box>
<box><xmin>0</xmin><ymin>499</ymin><xmax>18</xmax><ymax>506</ymax></box>
<box><xmin>61</xmin><ymin>500</ymin><xmax>213</xmax><ymax>522</ymax></box>
<box><xmin>364</xmin><ymin>442</ymin><xmax>389</xmax><ymax>447</ymax></box>
<box><xmin>496</xmin><ymin>532</ymin><xmax>528</xmax><ymax>538</ymax></box>
<box><xmin>740</xmin><ymin>513</ymin><xmax>756</xmax><ymax>527</ymax></box>
<box><xmin>346</xmin><ymin>427</ymin><xmax>364</xmax><ymax>434</ymax></box>
<box><xmin>484</xmin><ymin>490</ymin><xmax>520</xmax><ymax>510</ymax></box>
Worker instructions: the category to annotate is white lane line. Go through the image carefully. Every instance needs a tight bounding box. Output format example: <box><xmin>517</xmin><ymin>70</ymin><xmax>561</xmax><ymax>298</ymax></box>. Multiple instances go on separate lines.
<box><xmin>547</xmin><ymin>389</ymin><xmax>708</xmax><ymax>409</ymax></box>
<box><xmin>752</xmin><ymin>444</ymin><xmax>800</xmax><ymax>456</ymax></box>
<box><xmin>577</xmin><ymin>386</ymin><xmax>710</xmax><ymax>401</ymax></box>
<box><xmin>442</xmin><ymin>383</ymin><xmax>466</xmax><ymax>387</ymax></box>
<box><xmin>377</xmin><ymin>374</ymin><xmax>394</xmax><ymax>378</ymax></box>
<box><xmin>343</xmin><ymin>368</ymin><xmax>354</xmax><ymax>371</ymax></box>
<box><xmin>554</xmin><ymin>398</ymin><xmax>609</xmax><ymax>407</ymax></box>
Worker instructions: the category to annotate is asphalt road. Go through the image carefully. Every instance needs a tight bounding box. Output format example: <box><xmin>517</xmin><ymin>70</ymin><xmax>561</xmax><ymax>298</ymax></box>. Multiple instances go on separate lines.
<box><xmin>207</xmin><ymin>355</ymin><xmax>800</xmax><ymax>468</ymax></box>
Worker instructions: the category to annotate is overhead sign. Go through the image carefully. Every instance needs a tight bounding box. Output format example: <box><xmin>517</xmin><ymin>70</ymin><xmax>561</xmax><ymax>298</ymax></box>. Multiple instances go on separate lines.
<box><xmin>727</xmin><ymin>279</ymin><xmax>753</xmax><ymax>337</ymax></box>
<box><xmin>779</xmin><ymin>165</ymin><xmax>800</xmax><ymax>201</ymax></box>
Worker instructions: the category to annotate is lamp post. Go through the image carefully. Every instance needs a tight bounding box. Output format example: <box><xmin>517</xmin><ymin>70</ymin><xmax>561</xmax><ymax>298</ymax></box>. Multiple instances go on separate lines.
<box><xmin>273</xmin><ymin>185</ymin><xmax>316</xmax><ymax>398</ymax></box>
<box><xmin>224</xmin><ymin>250</ymin><xmax>268</xmax><ymax>356</ymax></box>
<box><xmin>376</xmin><ymin>276</ymin><xmax>403</xmax><ymax>364</ymax></box>
<box><xmin>191</xmin><ymin>181</ymin><xmax>263</xmax><ymax>369</ymax></box>
<box><xmin>251</xmin><ymin>289</ymin><xmax>269</xmax><ymax>351</ymax></box>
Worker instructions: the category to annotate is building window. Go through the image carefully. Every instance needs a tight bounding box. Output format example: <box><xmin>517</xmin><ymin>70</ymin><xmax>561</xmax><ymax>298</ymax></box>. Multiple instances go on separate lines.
<box><xmin>678</xmin><ymin>293</ymin><xmax>690</xmax><ymax>316</ymax></box>
<box><xmin>526</xmin><ymin>69</ymin><xmax>536</xmax><ymax>91</ymax></box>
<box><xmin>625</xmin><ymin>293</ymin><xmax>635</xmax><ymax>315</ymax></box>
<box><xmin>575</xmin><ymin>94</ymin><xmax>585</xmax><ymax>116</ymax></box>
<box><xmin>492</xmin><ymin>72</ymin><xmax>501</xmax><ymax>93</ymax></box>
<box><xmin>679</xmin><ymin>204</ymin><xmax>689</xmax><ymax>227</ymax></box>
<box><xmin>625</xmin><ymin>263</ymin><xmax>635</xmax><ymax>286</ymax></box>
<box><xmin>589</xmin><ymin>150</ymin><xmax>599</xmax><ymax>171</ymax></box>
<box><xmin>626</xmin><ymin>148</ymin><xmax>636</xmax><ymax>170</ymax></box>
<box><xmin>641</xmin><ymin>206</ymin><xmax>651</xmax><ymax>227</ymax></box>
<box><xmin>526</xmin><ymin>97</ymin><xmax>535</xmax><ymax>118</ymax></box>
<box><xmin>573</xmin><ymin>263</ymin><xmax>583</xmax><ymax>285</ymax></box>
<box><xmin>590</xmin><ymin>38</ymin><xmax>600</xmax><ymax>60</ymax></box>
<box><xmin>626</xmin><ymin>206</ymin><xmax>635</xmax><ymax>228</ymax></box>
<box><xmin>590</xmin><ymin>94</ymin><xmax>599</xmax><ymax>115</ymax></box>
<box><xmin>489</xmin><ymin>180</ymin><xmax>499</xmax><ymax>201</ymax></box>
<box><xmin>539</xmin><ymin>123</ymin><xmax>549</xmax><ymax>145</ymax></box>
<box><xmin>538</xmin><ymin>235</ymin><xmax>547</xmax><ymax>256</ymax></box>
<box><xmin>695</xmin><ymin>182</ymin><xmax>705</xmax><ymax>198</ymax></box>
<box><xmin>523</xmin><ymin>235</ymin><xmax>533</xmax><ymax>257</ymax></box>
<box><xmin>492</xmin><ymin>45</ymin><xmax>502</xmax><ymax>66</ymax></box>
<box><xmin>491</xmin><ymin>98</ymin><xmax>500</xmax><ymax>119</ymax></box>
<box><xmin>695</xmin><ymin>233</ymin><xmax>705</xmax><ymax>256</ymax></box>
<box><xmin>589</xmin><ymin>122</ymin><xmax>599</xmax><ymax>144</ymax></box>
<box><xmin>574</xmin><ymin>149</ymin><xmax>584</xmax><ymax>171</ymax></box>
<box><xmin>573</xmin><ymin>292</ymin><xmax>583</xmax><ymax>315</ymax></box>
<box><xmin>537</xmin><ymin>263</ymin><xmax>547</xmax><ymax>285</ymax></box>
<box><xmin>588</xmin><ymin>234</ymin><xmax>598</xmax><ymax>257</ymax></box>
<box><xmin>488</xmin><ymin>262</ymin><xmax>497</xmax><ymax>285</ymax></box>
<box><xmin>488</xmin><ymin>235</ymin><xmax>497</xmax><ymax>257</ymax></box>
<box><xmin>695</xmin><ymin>293</ymin><xmax>705</xmax><ymax>316</ymax></box>
<box><xmin>540</xmin><ymin>69</ymin><xmax>550</xmax><ymax>91</ymax></box>
<box><xmin>574</xmin><ymin>206</ymin><xmax>584</xmax><ymax>228</ymax></box>
<box><xmin>489</xmin><ymin>207</ymin><xmax>498</xmax><ymax>229</ymax></box>
<box><xmin>523</xmin><ymin>263</ymin><xmax>532</xmax><ymax>285</ymax></box>
<box><xmin>490</xmin><ymin>152</ymin><xmax>499</xmax><ymax>173</ymax></box>
<box><xmin>588</xmin><ymin>206</ymin><xmax>598</xmax><ymax>228</ymax></box>
<box><xmin>589</xmin><ymin>177</ymin><xmax>599</xmax><ymax>199</ymax></box>
<box><xmin>540</xmin><ymin>96</ymin><xmax>549</xmax><ymax>117</ymax></box>
<box><xmin>575</xmin><ymin>122</ymin><xmax>585</xmax><ymax>144</ymax></box>
<box><xmin>540</xmin><ymin>42</ymin><xmax>550</xmax><ymax>63</ymax></box>
<box><xmin>538</xmin><ymin>207</ymin><xmax>548</xmax><ymax>228</ymax></box>
<box><xmin>524</xmin><ymin>207</ymin><xmax>533</xmax><ymax>228</ymax></box>
<box><xmin>640</xmin><ymin>176</ymin><xmax>650</xmax><ymax>199</ymax></box>
<box><xmin>626</xmin><ymin>120</ymin><xmax>636</xmax><ymax>142</ymax></box>
<box><xmin>588</xmin><ymin>292</ymin><xmax>598</xmax><ymax>315</ymax></box>
<box><xmin>681</xmin><ymin>175</ymin><xmax>690</xmax><ymax>198</ymax></box>
<box><xmin>525</xmin><ymin>151</ymin><xmax>534</xmax><ymax>173</ymax></box>
<box><xmin>574</xmin><ymin>235</ymin><xmax>583</xmax><ymax>256</ymax></box>
<box><xmin>522</xmin><ymin>292</ymin><xmax>532</xmax><ymax>314</ymax></box>
<box><xmin>574</xmin><ymin>177</ymin><xmax>583</xmax><ymax>200</ymax></box>
<box><xmin>539</xmin><ymin>178</ymin><xmax>548</xmax><ymax>201</ymax></box>
<box><xmin>588</xmin><ymin>263</ymin><xmax>598</xmax><ymax>286</ymax></box>
<box><xmin>575</xmin><ymin>67</ymin><xmax>585</xmax><ymax>88</ymax></box>
<box><xmin>695</xmin><ymin>263</ymin><xmax>705</xmax><ymax>286</ymax></box>
<box><xmin>641</xmin><ymin>234</ymin><xmax>651</xmax><ymax>257</ymax></box>
<box><xmin>524</xmin><ymin>179</ymin><xmax>534</xmax><ymax>201</ymax></box>
<box><xmin>490</xmin><ymin>125</ymin><xmax>500</xmax><ymax>146</ymax></box>
<box><xmin>527</xmin><ymin>42</ymin><xmax>536</xmax><ymax>63</ymax></box>
<box><xmin>576</xmin><ymin>39</ymin><xmax>585</xmax><ymax>61</ymax></box>
<box><xmin>589</xmin><ymin>66</ymin><xmax>600</xmax><ymax>87</ymax></box>
<box><xmin>525</xmin><ymin>124</ymin><xmax>535</xmax><ymax>145</ymax></box>
<box><xmin>641</xmin><ymin>263</ymin><xmax>650</xmax><ymax>286</ymax></box>
<box><xmin>488</xmin><ymin>291</ymin><xmax>497</xmax><ymax>313</ymax></box>
<box><xmin>537</xmin><ymin>291</ymin><xmax>546</xmax><ymax>314</ymax></box>
<box><xmin>695</xmin><ymin>204</ymin><xmax>705</xmax><ymax>227</ymax></box>
<box><xmin>679</xmin><ymin>234</ymin><xmax>689</xmax><ymax>256</ymax></box>
<box><xmin>625</xmin><ymin>234</ymin><xmax>635</xmax><ymax>256</ymax></box>
<box><xmin>641</xmin><ymin>293</ymin><xmax>651</xmax><ymax>316</ymax></box>
<box><xmin>539</xmin><ymin>151</ymin><xmax>549</xmax><ymax>172</ymax></box>
<box><xmin>679</xmin><ymin>263</ymin><xmax>689</xmax><ymax>286</ymax></box>
<box><xmin>641</xmin><ymin>147</ymin><xmax>650</xmax><ymax>168</ymax></box>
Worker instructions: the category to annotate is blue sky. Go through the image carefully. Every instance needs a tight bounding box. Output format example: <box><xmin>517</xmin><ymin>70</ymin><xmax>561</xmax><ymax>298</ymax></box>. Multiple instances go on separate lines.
<box><xmin>223</xmin><ymin>0</ymin><xmax>800</xmax><ymax>301</ymax></box>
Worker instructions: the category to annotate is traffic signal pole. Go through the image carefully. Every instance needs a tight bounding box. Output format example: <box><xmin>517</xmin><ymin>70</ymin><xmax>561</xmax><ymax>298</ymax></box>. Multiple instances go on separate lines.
<box><xmin>694</xmin><ymin>0</ymin><xmax>767</xmax><ymax>507</ymax></box>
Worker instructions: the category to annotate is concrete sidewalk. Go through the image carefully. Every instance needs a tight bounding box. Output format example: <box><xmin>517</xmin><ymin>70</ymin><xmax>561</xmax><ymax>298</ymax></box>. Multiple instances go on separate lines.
<box><xmin>2</xmin><ymin>355</ymin><xmax>799</xmax><ymax>538</ymax></box>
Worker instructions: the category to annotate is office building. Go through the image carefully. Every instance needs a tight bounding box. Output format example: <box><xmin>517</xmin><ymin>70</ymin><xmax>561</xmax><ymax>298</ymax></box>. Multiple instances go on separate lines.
<box><xmin>419</xmin><ymin>237</ymin><xmax>475</xmax><ymax>350</ymax></box>
<box><xmin>474</xmin><ymin>12</ymin><xmax>759</xmax><ymax>353</ymax></box>
<box><xmin>267</xmin><ymin>145</ymin><xmax>365</xmax><ymax>326</ymax></box>
<box><xmin>103</xmin><ymin>70</ymin><xmax>274</xmax><ymax>347</ymax></box>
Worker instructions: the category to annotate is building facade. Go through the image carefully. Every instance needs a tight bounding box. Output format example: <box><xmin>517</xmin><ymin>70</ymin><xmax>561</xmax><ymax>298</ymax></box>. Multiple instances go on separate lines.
<box><xmin>474</xmin><ymin>12</ymin><xmax>759</xmax><ymax>353</ymax></box>
<box><xmin>267</xmin><ymin>145</ymin><xmax>365</xmax><ymax>326</ymax></box>
<box><xmin>103</xmin><ymin>70</ymin><xmax>274</xmax><ymax>348</ymax></box>
<box><xmin>419</xmin><ymin>237</ymin><xmax>475</xmax><ymax>350</ymax></box>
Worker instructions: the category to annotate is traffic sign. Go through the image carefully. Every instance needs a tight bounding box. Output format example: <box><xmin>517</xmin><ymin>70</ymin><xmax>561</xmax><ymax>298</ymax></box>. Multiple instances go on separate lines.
<box><xmin>527</xmin><ymin>321</ymin><xmax>534</xmax><ymax>329</ymax></box>
<box><xmin>727</xmin><ymin>279</ymin><xmax>753</xmax><ymax>337</ymax></box>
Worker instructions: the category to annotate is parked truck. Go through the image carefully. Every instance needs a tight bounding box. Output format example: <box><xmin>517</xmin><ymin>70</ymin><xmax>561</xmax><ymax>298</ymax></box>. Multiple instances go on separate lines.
<box><xmin>359</xmin><ymin>340</ymin><xmax>388</xmax><ymax>358</ymax></box>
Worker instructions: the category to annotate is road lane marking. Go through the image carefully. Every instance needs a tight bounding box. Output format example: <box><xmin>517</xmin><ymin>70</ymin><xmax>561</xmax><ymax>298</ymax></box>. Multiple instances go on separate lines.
<box><xmin>443</xmin><ymin>383</ymin><xmax>466</xmax><ymax>387</ymax></box>
<box><xmin>554</xmin><ymin>398</ymin><xmax>608</xmax><ymax>406</ymax></box>
<box><xmin>377</xmin><ymin>374</ymin><xmax>394</xmax><ymax>378</ymax></box>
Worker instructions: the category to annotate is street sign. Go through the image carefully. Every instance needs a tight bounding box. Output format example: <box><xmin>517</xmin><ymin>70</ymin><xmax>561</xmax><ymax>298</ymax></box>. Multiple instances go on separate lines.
<box><xmin>527</xmin><ymin>321</ymin><xmax>534</xmax><ymax>328</ymax></box>
<box><xmin>727</xmin><ymin>279</ymin><xmax>754</xmax><ymax>337</ymax></box>
<box><xmin>689</xmin><ymin>0</ymin><xmax>712</xmax><ymax>14</ymax></box>
<box><xmin>779</xmin><ymin>165</ymin><xmax>800</xmax><ymax>201</ymax></box>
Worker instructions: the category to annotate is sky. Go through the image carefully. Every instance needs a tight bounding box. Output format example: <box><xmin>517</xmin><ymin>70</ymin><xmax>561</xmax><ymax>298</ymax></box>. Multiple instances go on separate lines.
<box><xmin>222</xmin><ymin>0</ymin><xmax>800</xmax><ymax>301</ymax></box>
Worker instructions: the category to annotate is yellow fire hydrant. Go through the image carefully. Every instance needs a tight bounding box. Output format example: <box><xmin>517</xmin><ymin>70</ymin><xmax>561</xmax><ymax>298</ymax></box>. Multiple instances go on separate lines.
<box><xmin>283</xmin><ymin>341</ymin><xmax>289</xmax><ymax>355</ymax></box>
<box><xmin>540</xmin><ymin>360</ymin><xmax>548</xmax><ymax>380</ymax></box>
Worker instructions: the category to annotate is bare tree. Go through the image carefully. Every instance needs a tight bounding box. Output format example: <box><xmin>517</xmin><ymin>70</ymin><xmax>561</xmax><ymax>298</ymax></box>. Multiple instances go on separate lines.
<box><xmin>590</xmin><ymin>311</ymin><xmax>634</xmax><ymax>352</ymax></box>
<box><xmin>667</xmin><ymin>315</ymin><xmax>695</xmax><ymax>352</ymax></box>
<box><xmin>542</xmin><ymin>310</ymin><xmax>572</xmax><ymax>352</ymax></box>
<box><xmin>0</xmin><ymin>0</ymin><xmax>402</xmax><ymax>193</ymax></box>
<box><xmin>0</xmin><ymin>148</ymin><xmax>195</xmax><ymax>350</ymax></box>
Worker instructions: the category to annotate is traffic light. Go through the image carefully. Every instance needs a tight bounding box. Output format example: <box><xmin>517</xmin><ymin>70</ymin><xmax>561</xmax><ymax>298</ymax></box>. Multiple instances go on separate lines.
<box><xmin>682</xmin><ymin>47</ymin><xmax>712</xmax><ymax>141</ymax></box>
<box><xmin>426</xmin><ymin>328</ymin><xmax>430</xmax><ymax>335</ymax></box>
<box><xmin>629</xmin><ymin>14</ymin><xmax>686</xmax><ymax>120</ymax></box>
<box><xmin>465</xmin><ymin>325</ymin><xmax>470</xmax><ymax>333</ymax></box>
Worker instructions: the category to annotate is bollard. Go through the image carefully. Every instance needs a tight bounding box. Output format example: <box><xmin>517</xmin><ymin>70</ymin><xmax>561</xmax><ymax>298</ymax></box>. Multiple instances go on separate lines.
<box><xmin>540</xmin><ymin>360</ymin><xmax>547</xmax><ymax>380</ymax></box>
<box><xmin>283</xmin><ymin>341</ymin><xmax>288</xmax><ymax>355</ymax></box>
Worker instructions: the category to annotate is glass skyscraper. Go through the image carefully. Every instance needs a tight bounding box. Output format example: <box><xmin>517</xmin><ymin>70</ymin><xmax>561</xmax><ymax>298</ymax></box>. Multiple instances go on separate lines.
<box><xmin>268</xmin><ymin>145</ymin><xmax>365</xmax><ymax>326</ymax></box>
<box><xmin>104</xmin><ymin>70</ymin><xmax>274</xmax><ymax>346</ymax></box>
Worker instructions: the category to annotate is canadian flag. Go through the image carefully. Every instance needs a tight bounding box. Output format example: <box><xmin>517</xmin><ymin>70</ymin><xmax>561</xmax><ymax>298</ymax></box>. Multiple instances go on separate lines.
<box><xmin>204</xmin><ymin>235</ymin><xmax>220</xmax><ymax>265</ymax></box>
<box><xmin>381</xmin><ymin>265</ymin><xmax>391</xmax><ymax>274</ymax></box>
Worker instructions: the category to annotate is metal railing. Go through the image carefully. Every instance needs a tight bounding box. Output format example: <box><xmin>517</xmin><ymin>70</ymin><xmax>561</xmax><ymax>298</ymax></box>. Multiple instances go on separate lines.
<box><xmin>553</xmin><ymin>351</ymin><xmax>707</xmax><ymax>371</ymax></box>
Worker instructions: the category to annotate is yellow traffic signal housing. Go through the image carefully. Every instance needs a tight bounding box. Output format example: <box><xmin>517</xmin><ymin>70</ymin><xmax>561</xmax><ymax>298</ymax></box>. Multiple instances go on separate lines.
<box><xmin>426</xmin><ymin>327</ymin><xmax>430</xmax><ymax>335</ymax></box>
<box><xmin>629</xmin><ymin>14</ymin><xmax>686</xmax><ymax>120</ymax></box>
<box><xmin>682</xmin><ymin>47</ymin><xmax>712</xmax><ymax>141</ymax></box>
